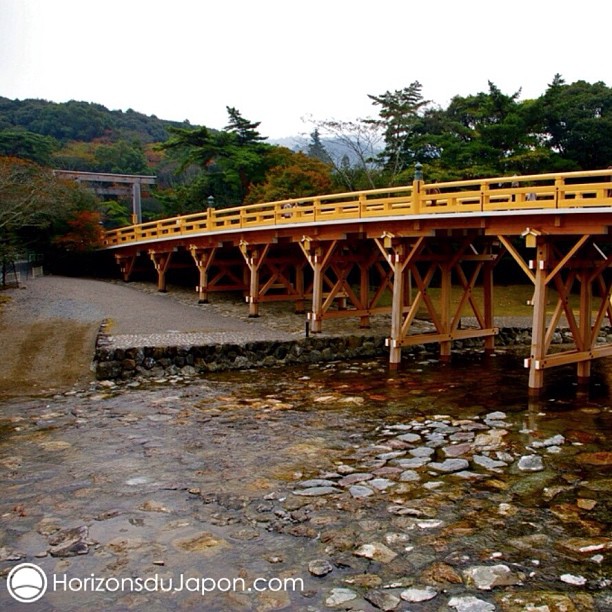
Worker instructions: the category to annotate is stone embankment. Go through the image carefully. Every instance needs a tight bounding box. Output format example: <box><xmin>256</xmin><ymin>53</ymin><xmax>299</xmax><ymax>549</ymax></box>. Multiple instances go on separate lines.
<box><xmin>93</xmin><ymin>325</ymin><xmax>612</xmax><ymax>380</ymax></box>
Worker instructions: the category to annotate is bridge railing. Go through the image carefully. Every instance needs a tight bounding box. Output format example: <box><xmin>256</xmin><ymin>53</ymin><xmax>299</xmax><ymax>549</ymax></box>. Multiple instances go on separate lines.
<box><xmin>102</xmin><ymin>169</ymin><xmax>612</xmax><ymax>247</ymax></box>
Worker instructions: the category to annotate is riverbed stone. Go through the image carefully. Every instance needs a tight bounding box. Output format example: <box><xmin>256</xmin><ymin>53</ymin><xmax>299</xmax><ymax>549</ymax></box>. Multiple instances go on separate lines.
<box><xmin>297</xmin><ymin>479</ymin><xmax>339</xmax><ymax>488</ymax></box>
<box><xmin>325</xmin><ymin>587</ymin><xmax>358</xmax><ymax>607</ymax></box>
<box><xmin>338</xmin><ymin>473</ymin><xmax>374</xmax><ymax>486</ymax></box>
<box><xmin>420</xmin><ymin>562</ymin><xmax>463</xmax><ymax>585</ymax></box>
<box><xmin>172</xmin><ymin>532</ymin><xmax>229</xmax><ymax>554</ymax></box>
<box><xmin>473</xmin><ymin>429</ymin><xmax>508</xmax><ymax>450</ymax></box>
<box><xmin>376</xmin><ymin>450</ymin><xmax>406</xmax><ymax>461</ymax></box>
<box><xmin>396</xmin><ymin>432</ymin><xmax>421</xmax><ymax>443</ymax></box>
<box><xmin>517</xmin><ymin>454</ymin><xmax>544</xmax><ymax>472</ymax></box>
<box><xmin>530</xmin><ymin>434</ymin><xmax>566</xmax><ymax>448</ymax></box>
<box><xmin>354</xmin><ymin>542</ymin><xmax>398</xmax><ymax>563</ymax></box>
<box><xmin>369</xmin><ymin>478</ymin><xmax>395</xmax><ymax>491</ymax></box>
<box><xmin>349</xmin><ymin>485</ymin><xmax>374</xmax><ymax>498</ymax></box>
<box><xmin>448</xmin><ymin>595</ymin><xmax>495</xmax><ymax>611</ymax></box>
<box><xmin>409</xmin><ymin>446</ymin><xmax>436</xmax><ymax>457</ymax></box>
<box><xmin>343</xmin><ymin>573</ymin><xmax>382</xmax><ymax>588</ymax></box>
<box><xmin>472</xmin><ymin>454</ymin><xmax>507</xmax><ymax>471</ymax></box>
<box><xmin>399</xmin><ymin>469</ymin><xmax>420</xmax><ymax>482</ymax></box>
<box><xmin>0</xmin><ymin>546</ymin><xmax>24</xmax><ymax>561</ymax></box>
<box><xmin>463</xmin><ymin>564</ymin><xmax>522</xmax><ymax>590</ymax></box>
<box><xmin>560</xmin><ymin>573</ymin><xmax>587</xmax><ymax>585</ymax></box>
<box><xmin>442</xmin><ymin>442</ymin><xmax>472</xmax><ymax>458</ymax></box>
<box><xmin>48</xmin><ymin>526</ymin><xmax>91</xmax><ymax>557</ymax></box>
<box><xmin>400</xmin><ymin>585</ymin><xmax>438</xmax><ymax>602</ymax></box>
<box><xmin>293</xmin><ymin>486</ymin><xmax>341</xmax><ymax>496</ymax></box>
<box><xmin>139</xmin><ymin>500</ymin><xmax>170</xmax><ymax>513</ymax></box>
<box><xmin>365</xmin><ymin>590</ymin><xmax>401</xmax><ymax>611</ymax></box>
<box><xmin>308</xmin><ymin>559</ymin><xmax>334</xmax><ymax>577</ymax></box>
<box><xmin>557</xmin><ymin>536</ymin><xmax>612</xmax><ymax>556</ymax></box>
<box><xmin>484</xmin><ymin>411</ymin><xmax>507</xmax><ymax>421</ymax></box>
<box><xmin>429</xmin><ymin>458</ymin><xmax>470</xmax><ymax>473</ymax></box>
<box><xmin>394</xmin><ymin>456</ymin><xmax>431</xmax><ymax>468</ymax></box>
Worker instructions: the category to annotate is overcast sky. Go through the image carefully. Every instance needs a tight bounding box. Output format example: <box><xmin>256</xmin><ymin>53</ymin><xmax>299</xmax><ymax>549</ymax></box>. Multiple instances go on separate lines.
<box><xmin>1</xmin><ymin>0</ymin><xmax>611</xmax><ymax>139</ymax></box>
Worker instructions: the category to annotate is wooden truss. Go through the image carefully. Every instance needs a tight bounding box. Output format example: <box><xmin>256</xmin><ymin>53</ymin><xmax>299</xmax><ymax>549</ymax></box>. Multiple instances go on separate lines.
<box><xmin>500</xmin><ymin>234</ymin><xmax>612</xmax><ymax>391</ymax></box>
<box><xmin>299</xmin><ymin>237</ymin><xmax>394</xmax><ymax>332</ymax></box>
<box><xmin>188</xmin><ymin>245</ymin><xmax>246</xmax><ymax>302</ymax></box>
<box><xmin>238</xmin><ymin>242</ymin><xmax>307</xmax><ymax>317</ymax></box>
<box><xmin>375</xmin><ymin>235</ymin><xmax>501</xmax><ymax>368</ymax></box>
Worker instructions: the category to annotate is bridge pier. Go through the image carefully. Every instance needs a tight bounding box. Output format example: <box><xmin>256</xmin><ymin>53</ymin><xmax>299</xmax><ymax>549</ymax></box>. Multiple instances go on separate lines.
<box><xmin>239</xmin><ymin>242</ymin><xmax>271</xmax><ymax>318</ymax></box>
<box><xmin>577</xmin><ymin>269</ymin><xmax>593</xmax><ymax>385</ymax></box>
<box><xmin>115</xmin><ymin>253</ymin><xmax>137</xmax><ymax>282</ymax></box>
<box><xmin>189</xmin><ymin>245</ymin><xmax>216</xmax><ymax>303</ymax></box>
<box><xmin>149</xmin><ymin>249</ymin><xmax>174</xmax><ymax>292</ymax></box>
<box><xmin>483</xmin><ymin>260</ymin><xmax>495</xmax><ymax>354</ymax></box>
<box><xmin>506</xmin><ymin>233</ymin><xmax>612</xmax><ymax>393</ymax></box>
<box><xmin>300</xmin><ymin>239</ymin><xmax>337</xmax><ymax>333</ymax></box>
<box><xmin>527</xmin><ymin>239</ymin><xmax>549</xmax><ymax>391</ymax></box>
<box><xmin>439</xmin><ymin>257</ymin><xmax>452</xmax><ymax>361</ymax></box>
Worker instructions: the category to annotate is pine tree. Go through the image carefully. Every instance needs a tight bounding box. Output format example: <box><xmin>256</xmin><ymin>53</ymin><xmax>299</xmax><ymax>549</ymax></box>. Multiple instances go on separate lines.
<box><xmin>306</xmin><ymin>129</ymin><xmax>332</xmax><ymax>165</ymax></box>
<box><xmin>368</xmin><ymin>81</ymin><xmax>430</xmax><ymax>177</ymax></box>
<box><xmin>225</xmin><ymin>107</ymin><xmax>266</xmax><ymax>144</ymax></box>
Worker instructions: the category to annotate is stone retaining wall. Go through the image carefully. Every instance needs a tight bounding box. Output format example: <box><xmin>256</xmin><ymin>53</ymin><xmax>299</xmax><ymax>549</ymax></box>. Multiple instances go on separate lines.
<box><xmin>94</xmin><ymin>326</ymin><xmax>612</xmax><ymax>380</ymax></box>
<box><xmin>95</xmin><ymin>335</ymin><xmax>388</xmax><ymax>380</ymax></box>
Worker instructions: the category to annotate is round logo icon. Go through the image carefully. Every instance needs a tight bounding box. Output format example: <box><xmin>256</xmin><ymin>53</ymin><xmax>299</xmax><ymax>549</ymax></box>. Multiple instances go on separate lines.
<box><xmin>6</xmin><ymin>563</ymin><xmax>48</xmax><ymax>603</ymax></box>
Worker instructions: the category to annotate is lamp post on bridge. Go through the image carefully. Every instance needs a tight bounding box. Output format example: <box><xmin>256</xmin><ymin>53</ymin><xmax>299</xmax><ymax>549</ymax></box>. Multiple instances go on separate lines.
<box><xmin>414</xmin><ymin>161</ymin><xmax>423</xmax><ymax>181</ymax></box>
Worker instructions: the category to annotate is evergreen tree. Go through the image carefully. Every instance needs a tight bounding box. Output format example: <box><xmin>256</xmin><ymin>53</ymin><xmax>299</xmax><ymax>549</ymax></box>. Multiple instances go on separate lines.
<box><xmin>225</xmin><ymin>106</ymin><xmax>266</xmax><ymax>144</ymax></box>
<box><xmin>306</xmin><ymin>129</ymin><xmax>332</xmax><ymax>165</ymax></box>
<box><xmin>0</xmin><ymin>129</ymin><xmax>58</xmax><ymax>165</ymax></box>
<box><xmin>368</xmin><ymin>81</ymin><xmax>430</xmax><ymax>178</ymax></box>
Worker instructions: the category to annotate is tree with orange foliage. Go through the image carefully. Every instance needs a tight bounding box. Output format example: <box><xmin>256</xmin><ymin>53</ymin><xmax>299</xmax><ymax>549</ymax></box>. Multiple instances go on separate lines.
<box><xmin>245</xmin><ymin>147</ymin><xmax>333</xmax><ymax>204</ymax></box>
<box><xmin>53</xmin><ymin>210</ymin><xmax>104</xmax><ymax>252</ymax></box>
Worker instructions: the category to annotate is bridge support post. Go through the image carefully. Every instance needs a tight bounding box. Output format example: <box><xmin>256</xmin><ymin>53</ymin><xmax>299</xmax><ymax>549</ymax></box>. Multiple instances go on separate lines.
<box><xmin>483</xmin><ymin>260</ymin><xmax>495</xmax><ymax>354</ymax></box>
<box><xmin>577</xmin><ymin>271</ymin><xmax>593</xmax><ymax>384</ymax></box>
<box><xmin>299</xmin><ymin>239</ymin><xmax>337</xmax><ymax>333</ymax></box>
<box><xmin>359</xmin><ymin>263</ymin><xmax>371</xmax><ymax>328</ymax></box>
<box><xmin>439</xmin><ymin>261</ymin><xmax>452</xmax><ymax>361</ymax></box>
<box><xmin>239</xmin><ymin>242</ymin><xmax>270</xmax><ymax>318</ymax></box>
<box><xmin>189</xmin><ymin>246</ymin><xmax>216</xmax><ymax>304</ymax></box>
<box><xmin>310</xmin><ymin>258</ymin><xmax>324</xmax><ymax>333</ymax></box>
<box><xmin>375</xmin><ymin>236</ymin><xmax>424</xmax><ymax>369</ymax></box>
<box><xmin>115</xmin><ymin>253</ymin><xmax>137</xmax><ymax>282</ymax></box>
<box><xmin>528</xmin><ymin>239</ymin><xmax>549</xmax><ymax>392</ymax></box>
<box><xmin>389</xmin><ymin>247</ymin><xmax>406</xmax><ymax>368</ymax></box>
<box><xmin>149</xmin><ymin>250</ymin><xmax>173</xmax><ymax>293</ymax></box>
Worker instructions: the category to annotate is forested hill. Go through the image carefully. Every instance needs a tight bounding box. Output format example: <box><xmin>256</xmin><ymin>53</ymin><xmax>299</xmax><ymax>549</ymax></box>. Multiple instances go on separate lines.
<box><xmin>0</xmin><ymin>96</ymin><xmax>194</xmax><ymax>144</ymax></box>
<box><xmin>0</xmin><ymin>96</ymin><xmax>203</xmax><ymax>173</ymax></box>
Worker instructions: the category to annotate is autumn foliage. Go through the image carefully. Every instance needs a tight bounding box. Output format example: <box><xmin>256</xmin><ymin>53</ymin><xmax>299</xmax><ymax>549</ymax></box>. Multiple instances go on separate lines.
<box><xmin>53</xmin><ymin>210</ymin><xmax>104</xmax><ymax>252</ymax></box>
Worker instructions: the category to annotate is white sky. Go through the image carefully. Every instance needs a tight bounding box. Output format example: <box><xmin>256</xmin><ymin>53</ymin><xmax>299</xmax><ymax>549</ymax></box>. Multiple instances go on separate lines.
<box><xmin>1</xmin><ymin>0</ymin><xmax>611</xmax><ymax>139</ymax></box>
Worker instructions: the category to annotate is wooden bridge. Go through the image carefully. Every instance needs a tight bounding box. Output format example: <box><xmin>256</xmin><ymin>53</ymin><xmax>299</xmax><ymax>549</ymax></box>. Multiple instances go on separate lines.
<box><xmin>101</xmin><ymin>168</ymin><xmax>612</xmax><ymax>392</ymax></box>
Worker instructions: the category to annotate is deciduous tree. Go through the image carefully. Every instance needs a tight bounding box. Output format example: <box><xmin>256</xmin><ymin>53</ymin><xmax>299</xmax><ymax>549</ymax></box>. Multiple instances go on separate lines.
<box><xmin>245</xmin><ymin>148</ymin><xmax>333</xmax><ymax>203</ymax></box>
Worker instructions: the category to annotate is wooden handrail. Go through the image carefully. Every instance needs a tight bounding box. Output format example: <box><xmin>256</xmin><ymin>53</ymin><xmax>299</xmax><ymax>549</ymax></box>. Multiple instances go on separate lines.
<box><xmin>102</xmin><ymin>169</ymin><xmax>612</xmax><ymax>248</ymax></box>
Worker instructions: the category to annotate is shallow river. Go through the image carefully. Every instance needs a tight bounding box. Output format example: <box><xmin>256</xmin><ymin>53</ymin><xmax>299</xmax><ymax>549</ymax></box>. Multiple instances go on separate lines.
<box><xmin>0</xmin><ymin>349</ymin><xmax>610</xmax><ymax>611</ymax></box>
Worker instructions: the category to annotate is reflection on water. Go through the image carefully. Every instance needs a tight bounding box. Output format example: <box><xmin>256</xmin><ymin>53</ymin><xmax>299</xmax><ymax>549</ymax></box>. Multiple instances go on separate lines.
<box><xmin>0</xmin><ymin>349</ymin><xmax>610</xmax><ymax>610</ymax></box>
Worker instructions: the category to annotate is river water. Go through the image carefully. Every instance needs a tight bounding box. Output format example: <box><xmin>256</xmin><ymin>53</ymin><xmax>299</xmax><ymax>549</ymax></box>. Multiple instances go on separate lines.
<box><xmin>0</xmin><ymin>348</ymin><xmax>610</xmax><ymax>611</ymax></box>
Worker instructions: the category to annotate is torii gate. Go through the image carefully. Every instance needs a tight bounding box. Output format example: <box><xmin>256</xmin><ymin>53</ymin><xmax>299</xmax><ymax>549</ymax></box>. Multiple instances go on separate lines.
<box><xmin>53</xmin><ymin>170</ymin><xmax>156</xmax><ymax>224</ymax></box>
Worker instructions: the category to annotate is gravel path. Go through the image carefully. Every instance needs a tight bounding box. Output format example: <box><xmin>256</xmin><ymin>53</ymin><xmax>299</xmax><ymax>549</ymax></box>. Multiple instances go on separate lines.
<box><xmin>0</xmin><ymin>276</ymin><xmax>299</xmax><ymax>397</ymax></box>
<box><xmin>0</xmin><ymin>275</ymin><xmax>533</xmax><ymax>398</ymax></box>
